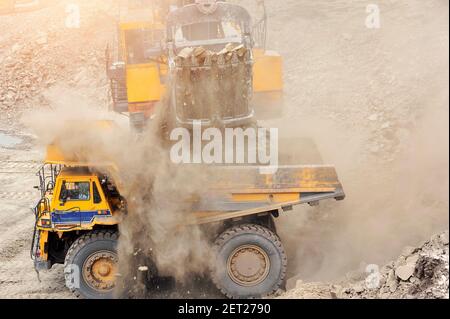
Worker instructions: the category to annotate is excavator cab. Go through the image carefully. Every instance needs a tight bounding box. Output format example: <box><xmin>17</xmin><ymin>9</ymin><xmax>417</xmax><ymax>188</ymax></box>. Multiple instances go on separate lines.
<box><xmin>107</xmin><ymin>0</ymin><xmax>168</xmax><ymax>131</ymax></box>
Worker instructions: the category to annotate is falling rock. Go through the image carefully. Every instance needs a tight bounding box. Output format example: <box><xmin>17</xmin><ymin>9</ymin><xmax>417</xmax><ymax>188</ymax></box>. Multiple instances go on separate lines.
<box><xmin>396</xmin><ymin>264</ymin><xmax>416</xmax><ymax>281</ymax></box>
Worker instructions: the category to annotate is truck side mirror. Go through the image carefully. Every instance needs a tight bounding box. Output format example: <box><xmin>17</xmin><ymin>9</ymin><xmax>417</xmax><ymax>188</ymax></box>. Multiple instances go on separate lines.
<box><xmin>60</xmin><ymin>190</ymin><xmax>68</xmax><ymax>206</ymax></box>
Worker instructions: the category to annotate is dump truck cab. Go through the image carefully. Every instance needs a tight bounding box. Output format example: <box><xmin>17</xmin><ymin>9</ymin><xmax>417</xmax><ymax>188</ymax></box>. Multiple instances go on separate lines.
<box><xmin>32</xmin><ymin>163</ymin><xmax>122</xmax><ymax>263</ymax></box>
<box><xmin>31</xmin><ymin>155</ymin><xmax>123</xmax><ymax>298</ymax></box>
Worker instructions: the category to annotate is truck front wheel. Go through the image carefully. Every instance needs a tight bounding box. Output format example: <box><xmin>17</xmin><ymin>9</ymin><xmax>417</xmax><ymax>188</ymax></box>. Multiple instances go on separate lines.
<box><xmin>212</xmin><ymin>224</ymin><xmax>287</xmax><ymax>299</ymax></box>
<box><xmin>64</xmin><ymin>230</ymin><xmax>118</xmax><ymax>299</ymax></box>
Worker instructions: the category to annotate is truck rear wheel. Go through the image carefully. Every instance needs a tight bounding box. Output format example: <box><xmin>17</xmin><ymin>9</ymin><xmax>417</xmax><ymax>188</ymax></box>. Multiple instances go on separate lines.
<box><xmin>64</xmin><ymin>230</ymin><xmax>118</xmax><ymax>299</ymax></box>
<box><xmin>212</xmin><ymin>224</ymin><xmax>287</xmax><ymax>299</ymax></box>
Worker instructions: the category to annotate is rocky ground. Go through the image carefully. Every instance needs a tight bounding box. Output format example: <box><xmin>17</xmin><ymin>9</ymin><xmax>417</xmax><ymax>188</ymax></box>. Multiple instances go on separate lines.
<box><xmin>0</xmin><ymin>0</ymin><xmax>448</xmax><ymax>298</ymax></box>
<box><xmin>281</xmin><ymin>231</ymin><xmax>449</xmax><ymax>299</ymax></box>
<box><xmin>0</xmin><ymin>0</ymin><xmax>113</xmax><ymax>127</ymax></box>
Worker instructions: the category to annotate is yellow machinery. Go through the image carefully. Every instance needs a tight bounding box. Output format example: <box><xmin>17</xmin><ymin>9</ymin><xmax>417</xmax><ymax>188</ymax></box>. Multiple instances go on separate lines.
<box><xmin>107</xmin><ymin>0</ymin><xmax>284</xmax><ymax>130</ymax></box>
<box><xmin>31</xmin><ymin>138</ymin><xmax>344</xmax><ymax>299</ymax></box>
<box><xmin>107</xmin><ymin>0</ymin><xmax>168</xmax><ymax>130</ymax></box>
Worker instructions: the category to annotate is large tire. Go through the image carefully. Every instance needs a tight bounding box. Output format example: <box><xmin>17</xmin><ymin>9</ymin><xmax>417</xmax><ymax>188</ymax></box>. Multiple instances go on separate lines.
<box><xmin>212</xmin><ymin>224</ymin><xmax>287</xmax><ymax>299</ymax></box>
<box><xmin>64</xmin><ymin>230</ymin><xmax>118</xmax><ymax>299</ymax></box>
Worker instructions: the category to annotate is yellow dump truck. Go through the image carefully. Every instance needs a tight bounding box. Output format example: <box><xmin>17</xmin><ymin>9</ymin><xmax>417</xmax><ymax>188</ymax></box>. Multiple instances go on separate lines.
<box><xmin>107</xmin><ymin>0</ymin><xmax>284</xmax><ymax>130</ymax></box>
<box><xmin>31</xmin><ymin>0</ymin><xmax>337</xmax><ymax>300</ymax></box>
<box><xmin>31</xmin><ymin>140</ymin><xmax>345</xmax><ymax>299</ymax></box>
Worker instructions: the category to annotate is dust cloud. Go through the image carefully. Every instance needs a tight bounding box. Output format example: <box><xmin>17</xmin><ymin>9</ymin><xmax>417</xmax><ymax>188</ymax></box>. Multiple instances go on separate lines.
<box><xmin>271</xmin><ymin>0</ymin><xmax>449</xmax><ymax>282</ymax></box>
<box><xmin>19</xmin><ymin>0</ymin><xmax>449</xmax><ymax>295</ymax></box>
<box><xmin>22</xmin><ymin>84</ymin><xmax>218</xmax><ymax>297</ymax></box>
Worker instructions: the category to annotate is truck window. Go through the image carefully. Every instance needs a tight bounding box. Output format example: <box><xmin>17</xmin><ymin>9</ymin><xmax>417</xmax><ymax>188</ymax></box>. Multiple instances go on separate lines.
<box><xmin>93</xmin><ymin>182</ymin><xmax>102</xmax><ymax>204</ymax></box>
<box><xmin>174</xmin><ymin>21</ymin><xmax>242</xmax><ymax>46</ymax></box>
<box><xmin>181</xmin><ymin>21</ymin><xmax>224</xmax><ymax>41</ymax></box>
<box><xmin>60</xmin><ymin>181</ymin><xmax>90</xmax><ymax>201</ymax></box>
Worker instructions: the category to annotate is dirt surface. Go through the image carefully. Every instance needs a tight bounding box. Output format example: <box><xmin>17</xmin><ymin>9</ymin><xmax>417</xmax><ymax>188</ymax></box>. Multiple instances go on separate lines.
<box><xmin>0</xmin><ymin>0</ymin><xmax>116</xmax><ymax>298</ymax></box>
<box><xmin>0</xmin><ymin>0</ymin><xmax>448</xmax><ymax>298</ymax></box>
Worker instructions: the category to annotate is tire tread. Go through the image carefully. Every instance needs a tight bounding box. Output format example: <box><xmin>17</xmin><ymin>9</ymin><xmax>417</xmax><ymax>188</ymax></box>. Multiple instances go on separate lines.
<box><xmin>212</xmin><ymin>224</ymin><xmax>287</xmax><ymax>299</ymax></box>
<box><xmin>64</xmin><ymin>229</ymin><xmax>118</xmax><ymax>299</ymax></box>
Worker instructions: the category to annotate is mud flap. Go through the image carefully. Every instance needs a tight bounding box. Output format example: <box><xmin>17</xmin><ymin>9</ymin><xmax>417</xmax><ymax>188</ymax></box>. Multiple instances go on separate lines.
<box><xmin>34</xmin><ymin>259</ymin><xmax>52</xmax><ymax>271</ymax></box>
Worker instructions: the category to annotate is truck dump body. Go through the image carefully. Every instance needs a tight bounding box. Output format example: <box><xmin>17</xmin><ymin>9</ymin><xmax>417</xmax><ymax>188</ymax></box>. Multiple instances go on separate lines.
<box><xmin>186</xmin><ymin>165</ymin><xmax>345</xmax><ymax>224</ymax></box>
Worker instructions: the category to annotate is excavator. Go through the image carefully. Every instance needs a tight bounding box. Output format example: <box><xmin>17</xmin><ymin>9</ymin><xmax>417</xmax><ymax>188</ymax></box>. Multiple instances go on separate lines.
<box><xmin>106</xmin><ymin>0</ymin><xmax>283</xmax><ymax>131</ymax></box>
